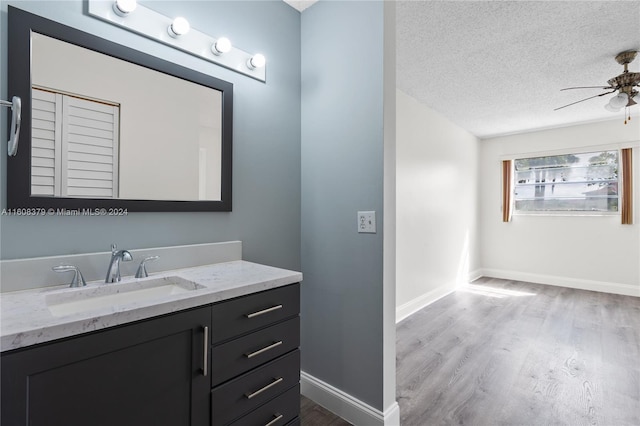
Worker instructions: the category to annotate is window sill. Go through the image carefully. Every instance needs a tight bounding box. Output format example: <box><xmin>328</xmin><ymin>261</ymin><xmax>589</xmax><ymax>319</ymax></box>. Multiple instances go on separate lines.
<box><xmin>513</xmin><ymin>211</ymin><xmax>620</xmax><ymax>218</ymax></box>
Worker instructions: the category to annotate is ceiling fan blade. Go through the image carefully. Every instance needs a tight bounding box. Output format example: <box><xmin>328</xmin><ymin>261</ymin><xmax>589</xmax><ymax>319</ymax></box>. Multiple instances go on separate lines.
<box><xmin>560</xmin><ymin>86</ymin><xmax>614</xmax><ymax>91</ymax></box>
<box><xmin>554</xmin><ymin>90</ymin><xmax>616</xmax><ymax>111</ymax></box>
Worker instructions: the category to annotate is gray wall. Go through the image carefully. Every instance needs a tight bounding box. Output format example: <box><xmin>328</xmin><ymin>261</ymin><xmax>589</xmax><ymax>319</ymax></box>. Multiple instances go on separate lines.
<box><xmin>301</xmin><ymin>1</ymin><xmax>386</xmax><ymax>410</ymax></box>
<box><xmin>0</xmin><ymin>1</ymin><xmax>301</xmax><ymax>274</ymax></box>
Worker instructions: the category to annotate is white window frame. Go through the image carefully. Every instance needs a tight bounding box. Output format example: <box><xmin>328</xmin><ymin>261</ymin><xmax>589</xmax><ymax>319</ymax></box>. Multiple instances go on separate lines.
<box><xmin>502</xmin><ymin>143</ymin><xmax>637</xmax><ymax>218</ymax></box>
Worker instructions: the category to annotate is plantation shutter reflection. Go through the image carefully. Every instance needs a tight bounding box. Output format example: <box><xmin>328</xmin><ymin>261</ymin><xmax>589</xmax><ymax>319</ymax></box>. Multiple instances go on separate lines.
<box><xmin>63</xmin><ymin>96</ymin><xmax>119</xmax><ymax>198</ymax></box>
<box><xmin>31</xmin><ymin>88</ymin><xmax>119</xmax><ymax>198</ymax></box>
<box><xmin>31</xmin><ymin>89</ymin><xmax>62</xmax><ymax>196</ymax></box>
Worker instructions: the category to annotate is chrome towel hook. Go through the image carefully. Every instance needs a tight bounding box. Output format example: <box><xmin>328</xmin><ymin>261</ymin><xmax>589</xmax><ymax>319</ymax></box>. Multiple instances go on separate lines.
<box><xmin>1</xmin><ymin>96</ymin><xmax>22</xmax><ymax>156</ymax></box>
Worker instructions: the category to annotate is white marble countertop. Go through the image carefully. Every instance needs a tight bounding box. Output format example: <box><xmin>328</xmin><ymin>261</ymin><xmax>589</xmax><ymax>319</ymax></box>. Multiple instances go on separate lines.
<box><xmin>1</xmin><ymin>260</ymin><xmax>302</xmax><ymax>352</ymax></box>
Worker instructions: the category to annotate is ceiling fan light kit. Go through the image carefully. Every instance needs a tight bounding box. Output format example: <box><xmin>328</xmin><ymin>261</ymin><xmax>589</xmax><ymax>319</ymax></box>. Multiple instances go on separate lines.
<box><xmin>608</xmin><ymin>92</ymin><xmax>629</xmax><ymax>110</ymax></box>
<box><xmin>557</xmin><ymin>49</ymin><xmax>640</xmax><ymax>124</ymax></box>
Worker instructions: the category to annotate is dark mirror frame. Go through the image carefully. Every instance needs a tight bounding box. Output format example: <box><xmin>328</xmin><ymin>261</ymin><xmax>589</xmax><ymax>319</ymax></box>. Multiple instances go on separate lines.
<box><xmin>7</xmin><ymin>6</ymin><xmax>233</xmax><ymax>212</ymax></box>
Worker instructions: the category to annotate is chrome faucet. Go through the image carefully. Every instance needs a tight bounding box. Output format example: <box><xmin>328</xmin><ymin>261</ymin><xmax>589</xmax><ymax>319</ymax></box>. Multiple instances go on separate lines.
<box><xmin>105</xmin><ymin>243</ymin><xmax>133</xmax><ymax>283</ymax></box>
<box><xmin>53</xmin><ymin>265</ymin><xmax>87</xmax><ymax>288</ymax></box>
<box><xmin>135</xmin><ymin>256</ymin><xmax>159</xmax><ymax>278</ymax></box>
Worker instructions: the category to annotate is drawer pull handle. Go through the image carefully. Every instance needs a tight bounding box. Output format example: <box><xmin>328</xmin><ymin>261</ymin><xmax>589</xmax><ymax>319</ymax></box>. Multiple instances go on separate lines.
<box><xmin>246</xmin><ymin>304</ymin><xmax>283</xmax><ymax>318</ymax></box>
<box><xmin>245</xmin><ymin>341</ymin><xmax>283</xmax><ymax>359</ymax></box>
<box><xmin>202</xmin><ymin>326</ymin><xmax>209</xmax><ymax>376</ymax></box>
<box><xmin>245</xmin><ymin>377</ymin><xmax>284</xmax><ymax>399</ymax></box>
<box><xmin>264</xmin><ymin>413</ymin><xmax>283</xmax><ymax>426</ymax></box>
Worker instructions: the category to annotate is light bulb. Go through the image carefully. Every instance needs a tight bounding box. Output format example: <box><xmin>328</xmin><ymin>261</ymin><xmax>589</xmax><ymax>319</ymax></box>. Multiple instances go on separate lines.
<box><xmin>604</xmin><ymin>103</ymin><xmax>621</xmax><ymax>112</ymax></box>
<box><xmin>168</xmin><ymin>17</ymin><xmax>190</xmax><ymax>38</ymax></box>
<box><xmin>113</xmin><ymin>0</ymin><xmax>137</xmax><ymax>17</ymax></box>
<box><xmin>212</xmin><ymin>37</ymin><xmax>232</xmax><ymax>55</ymax></box>
<box><xmin>247</xmin><ymin>53</ymin><xmax>266</xmax><ymax>70</ymax></box>
<box><xmin>609</xmin><ymin>92</ymin><xmax>629</xmax><ymax>109</ymax></box>
<box><xmin>632</xmin><ymin>92</ymin><xmax>640</xmax><ymax>104</ymax></box>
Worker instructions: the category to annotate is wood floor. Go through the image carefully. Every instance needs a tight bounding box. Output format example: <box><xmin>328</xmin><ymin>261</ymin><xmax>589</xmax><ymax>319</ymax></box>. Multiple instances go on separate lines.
<box><xmin>396</xmin><ymin>277</ymin><xmax>640</xmax><ymax>426</ymax></box>
<box><xmin>300</xmin><ymin>395</ymin><xmax>352</xmax><ymax>425</ymax></box>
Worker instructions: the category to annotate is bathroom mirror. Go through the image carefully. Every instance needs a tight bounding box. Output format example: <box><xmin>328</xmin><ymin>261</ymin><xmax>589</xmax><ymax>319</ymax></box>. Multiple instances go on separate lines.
<box><xmin>7</xmin><ymin>6</ymin><xmax>233</xmax><ymax>212</ymax></box>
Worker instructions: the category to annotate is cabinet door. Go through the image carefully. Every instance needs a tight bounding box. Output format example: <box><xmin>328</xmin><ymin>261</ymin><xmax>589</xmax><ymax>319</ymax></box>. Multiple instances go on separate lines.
<box><xmin>1</xmin><ymin>306</ymin><xmax>211</xmax><ymax>426</ymax></box>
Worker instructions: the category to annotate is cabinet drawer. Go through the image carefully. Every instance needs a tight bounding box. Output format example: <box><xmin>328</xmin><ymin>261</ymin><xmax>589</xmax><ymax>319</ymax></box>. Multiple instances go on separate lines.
<box><xmin>212</xmin><ymin>350</ymin><xmax>300</xmax><ymax>425</ymax></box>
<box><xmin>229</xmin><ymin>384</ymin><xmax>300</xmax><ymax>426</ymax></box>
<box><xmin>212</xmin><ymin>284</ymin><xmax>300</xmax><ymax>344</ymax></box>
<box><xmin>211</xmin><ymin>317</ymin><xmax>300</xmax><ymax>386</ymax></box>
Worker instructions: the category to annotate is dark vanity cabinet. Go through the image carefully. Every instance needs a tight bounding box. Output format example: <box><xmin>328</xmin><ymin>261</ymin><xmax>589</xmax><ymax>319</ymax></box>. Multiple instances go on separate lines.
<box><xmin>1</xmin><ymin>306</ymin><xmax>211</xmax><ymax>426</ymax></box>
<box><xmin>0</xmin><ymin>283</ymin><xmax>301</xmax><ymax>426</ymax></box>
<box><xmin>210</xmin><ymin>283</ymin><xmax>301</xmax><ymax>425</ymax></box>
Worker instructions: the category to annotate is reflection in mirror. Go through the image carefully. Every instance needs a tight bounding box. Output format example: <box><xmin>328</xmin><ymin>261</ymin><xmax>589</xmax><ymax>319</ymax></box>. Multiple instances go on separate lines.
<box><xmin>31</xmin><ymin>33</ymin><xmax>222</xmax><ymax>202</ymax></box>
<box><xmin>7</xmin><ymin>6</ymin><xmax>232</xmax><ymax>212</ymax></box>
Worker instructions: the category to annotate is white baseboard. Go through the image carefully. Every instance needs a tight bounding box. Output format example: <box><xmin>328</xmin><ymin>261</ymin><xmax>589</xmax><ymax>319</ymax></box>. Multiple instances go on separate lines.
<box><xmin>480</xmin><ymin>268</ymin><xmax>640</xmax><ymax>297</ymax></box>
<box><xmin>301</xmin><ymin>371</ymin><xmax>400</xmax><ymax>426</ymax></box>
<box><xmin>394</xmin><ymin>268</ymin><xmax>637</xmax><ymax>325</ymax></box>
<box><xmin>468</xmin><ymin>268</ymin><xmax>483</xmax><ymax>283</ymax></box>
<box><xmin>396</xmin><ymin>285</ymin><xmax>455</xmax><ymax>324</ymax></box>
<box><xmin>396</xmin><ymin>271</ymin><xmax>483</xmax><ymax>324</ymax></box>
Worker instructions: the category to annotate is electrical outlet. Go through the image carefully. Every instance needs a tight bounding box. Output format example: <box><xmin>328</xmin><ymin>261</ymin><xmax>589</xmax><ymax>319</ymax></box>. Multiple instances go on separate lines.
<box><xmin>357</xmin><ymin>211</ymin><xmax>376</xmax><ymax>233</ymax></box>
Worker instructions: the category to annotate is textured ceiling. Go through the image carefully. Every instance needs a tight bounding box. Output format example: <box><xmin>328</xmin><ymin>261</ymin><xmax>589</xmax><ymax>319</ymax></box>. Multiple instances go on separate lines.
<box><xmin>397</xmin><ymin>1</ymin><xmax>640</xmax><ymax>138</ymax></box>
<box><xmin>287</xmin><ymin>1</ymin><xmax>640</xmax><ymax>138</ymax></box>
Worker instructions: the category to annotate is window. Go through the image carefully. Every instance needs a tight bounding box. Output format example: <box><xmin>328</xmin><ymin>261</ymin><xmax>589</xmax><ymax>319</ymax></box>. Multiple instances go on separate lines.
<box><xmin>513</xmin><ymin>150</ymin><xmax>619</xmax><ymax>213</ymax></box>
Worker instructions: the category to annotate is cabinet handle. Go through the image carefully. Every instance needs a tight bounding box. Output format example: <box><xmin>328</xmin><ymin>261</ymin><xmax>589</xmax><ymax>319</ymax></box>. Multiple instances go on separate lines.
<box><xmin>245</xmin><ymin>341</ymin><xmax>283</xmax><ymax>359</ymax></box>
<box><xmin>245</xmin><ymin>377</ymin><xmax>284</xmax><ymax>399</ymax></box>
<box><xmin>202</xmin><ymin>326</ymin><xmax>209</xmax><ymax>376</ymax></box>
<box><xmin>246</xmin><ymin>304</ymin><xmax>283</xmax><ymax>318</ymax></box>
<box><xmin>264</xmin><ymin>413</ymin><xmax>283</xmax><ymax>426</ymax></box>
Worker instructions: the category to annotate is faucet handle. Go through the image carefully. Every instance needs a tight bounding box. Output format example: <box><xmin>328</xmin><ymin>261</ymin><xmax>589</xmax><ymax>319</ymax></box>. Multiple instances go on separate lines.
<box><xmin>53</xmin><ymin>265</ymin><xmax>87</xmax><ymax>288</ymax></box>
<box><xmin>135</xmin><ymin>256</ymin><xmax>159</xmax><ymax>278</ymax></box>
<box><xmin>121</xmin><ymin>250</ymin><xmax>133</xmax><ymax>262</ymax></box>
<box><xmin>111</xmin><ymin>244</ymin><xmax>133</xmax><ymax>262</ymax></box>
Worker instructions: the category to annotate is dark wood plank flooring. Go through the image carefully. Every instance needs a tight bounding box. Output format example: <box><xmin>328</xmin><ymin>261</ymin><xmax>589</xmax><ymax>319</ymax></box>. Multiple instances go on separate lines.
<box><xmin>301</xmin><ymin>395</ymin><xmax>352</xmax><ymax>425</ymax></box>
<box><xmin>397</xmin><ymin>277</ymin><xmax>640</xmax><ymax>426</ymax></box>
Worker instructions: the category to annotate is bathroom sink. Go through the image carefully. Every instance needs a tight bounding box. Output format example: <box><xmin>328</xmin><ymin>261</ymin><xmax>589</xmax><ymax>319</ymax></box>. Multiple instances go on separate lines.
<box><xmin>46</xmin><ymin>276</ymin><xmax>204</xmax><ymax>317</ymax></box>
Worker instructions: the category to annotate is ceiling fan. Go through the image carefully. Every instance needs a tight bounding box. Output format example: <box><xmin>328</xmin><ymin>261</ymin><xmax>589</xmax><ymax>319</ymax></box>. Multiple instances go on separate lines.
<box><xmin>555</xmin><ymin>50</ymin><xmax>640</xmax><ymax>119</ymax></box>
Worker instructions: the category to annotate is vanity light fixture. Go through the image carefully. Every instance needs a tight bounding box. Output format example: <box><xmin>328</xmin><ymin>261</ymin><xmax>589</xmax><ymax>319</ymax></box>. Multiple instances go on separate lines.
<box><xmin>212</xmin><ymin>37</ymin><xmax>232</xmax><ymax>55</ymax></box>
<box><xmin>88</xmin><ymin>0</ymin><xmax>266</xmax><ymax>81</ymax></box>
<box><xmin>112</xmin><ymin>0</ymin><xmax>137</xmax><ymax>17</ymax></box>
<box><xmin>168</xmin><ymin>17</ymin><xmax>190</xmax><ymax>38</ymax></box>
<box><xmin>247</xmin><ymin>53</ymin><xmax>266</xmax><ymax>70</ymax></box>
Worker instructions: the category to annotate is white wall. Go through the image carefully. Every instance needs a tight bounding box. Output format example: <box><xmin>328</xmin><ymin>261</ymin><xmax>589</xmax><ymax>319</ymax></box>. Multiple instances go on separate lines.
<box><xmin>396</xmin><ymin>89</ymin><xmax>480</xmax><ymax>322</ymax></box>
<box><xmin>479</xmin><ymin>120</ymin><xmax>640</xmax><ymax>295</ymax></box>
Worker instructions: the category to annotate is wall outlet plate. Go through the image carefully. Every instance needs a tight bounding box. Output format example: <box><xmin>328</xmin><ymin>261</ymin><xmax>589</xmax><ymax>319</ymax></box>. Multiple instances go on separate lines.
<box><xmin>357</xmin><ymin>211</ymin><xmax>376</xmax><ymax>233</ymax></box>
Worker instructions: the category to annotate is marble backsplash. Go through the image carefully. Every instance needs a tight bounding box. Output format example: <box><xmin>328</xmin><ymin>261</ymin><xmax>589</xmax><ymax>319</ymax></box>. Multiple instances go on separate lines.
<box><xmin>0</xmin><ymin>241</ymin><xmax>242</xmax><ymax>293</ymax></box>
